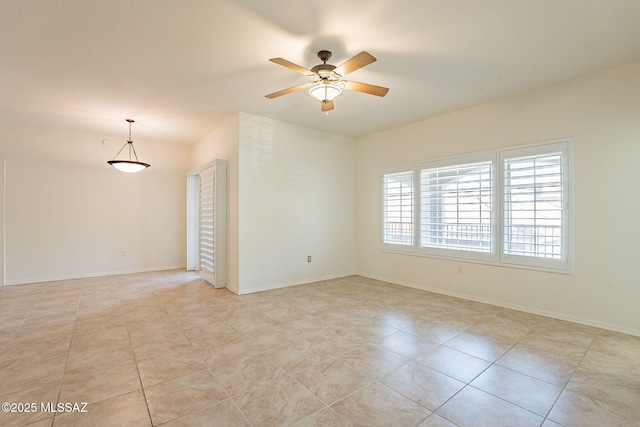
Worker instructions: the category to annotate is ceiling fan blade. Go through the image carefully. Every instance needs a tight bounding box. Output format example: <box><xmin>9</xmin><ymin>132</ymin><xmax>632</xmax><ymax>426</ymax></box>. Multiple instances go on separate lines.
<box><xmin>344</xmin><ymin>81</ymin><xmax>389</xmax><ymax>97</ymax></box>
<box><xmin>321</xmin><ymin>100</ymin><xmax>334</xmax><ymax>112</ymax></box>
<box><xmin>265</xmin><ymin>84</ymin><xmax>308</xmax><ymax>99</ymax></box>
<box><xmin>334</xmin><ymin>51</ymin><xmax>376</xmax><ymax>76</ymax></box>
<box><xmin>269</xmin><ymin>58</ymin><xmax>313</xmax><ymax>75</ymax></box>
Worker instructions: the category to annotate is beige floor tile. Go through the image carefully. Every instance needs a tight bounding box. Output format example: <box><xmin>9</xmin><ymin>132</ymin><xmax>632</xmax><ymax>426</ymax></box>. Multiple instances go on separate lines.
<box><xmin>589</xmin><ymin>331</ymin><xmax>640</xmax><ymax>360</ymax></box>
<box><xmin>496</xmin><ymin>347</ymin><xmax>576</xmax><ymax>386</ymax></box>
<box><xmin>1</xmin><ymin>333</ymin><xmax>71</xmax><ymax>362</ymax></box>
<box><xmin>240</xmin><ymin>326</ymin><xmax>302</xmax><ymax>352</ymax></box>
<box><xmin>579</xmin><ymin>348</ymin><xmax>640</xmax><ymax>380</ymax></box>
<box><xmin>527</xmin><ymin>321</ymin><xmax>598</xmax><ymax>348</ymax></box>
<box><xmin>308</xmin><ymin>327</ymin><xmax>369</xmax><ymax>356</ymax></box>
<box><xmin>346</xmin><ymin>318</ymin><xmax>400</xmax><ymax>341</ymax></box>
<box><xmin>339</xmin><ymin>343</ymin><xmax>410</xmax><ymax>378</ymax></box>
<box><xmin>292</xmin><ymin>357</ymin><xmax>374</xmax><ymax>405</ymax></box>
<box><xmin>72</xmin><ymin>316</ymin><xmax>128</xmax><ymax>339</ymax></box>
<box><xmin>372</xmin><ymin>310</ymin><xmax>420</xmax><ymax>330</ymax></box>
<box><xmin>2</xmin><ymin>271</ymin><xmax>640</xmax><ymax>427</ymax></box>
<box><xmin>378</xmin><ymin>330</ymin><xmax>440</xmax><ymax>359</ymax></box>
<box><xmin>467</xmin><ymin>317</ymin><xmax>532</xmax><ymax>344</ymax></box>
<box><xmin>128</xmin><ymin>330</ymin><xmax>193</xmax><ymax>360</ymax></box>
<box><xmin>224</xmin><ymin>312</ymin><xmax>279</xmax><ymax>335</ymax></box>
<box><xmin>381</xmin><ymin>361</ymin><xmax>465</xmax><ymax>411</ymax></box>
<box><xmin>52</xmin><ymin>390</ymin><xmax>150</xmax><ymax>427</ymax></box>
<box><xmin>436</xmin><ymin>386</ymin><xmax>543</xmax><ymax>427</ymax></box>
<box><xmin>0</xmin><ymin>344</ymin><xmax>68</xmax><ymax>396</ymax></box>
<box><xmin>404</xmin><ymin>320</ymin><xmax>466</xmax><ymax>344</ymax></box>
<box><xmin>515</xmin><ymin>334</ymin><xmax>587</xmax><ymax>365</ymax></box>
<box><xmin>209</xmin><ymin>352</ymin><xmax>290</xmax><ymax>398</ymax></box>
<box><xmin>565</xmin><ymin>366</ymin><xmax>640</xmax><ymax>420</ymax></box>
<box><xmin>233</xmin><ymin>375</ymin><xmax>325</xmax><ymax>426</ymax></box>
<box><xmin>59</xmin><ymin>362</ymin><xmax>140</xmax><ymax>405</ymax></box>
<box><xmin>548</xmin><ymin>389</ymin><xmax>637</xmax><ymax>427</ymax></box>
<box><xmin>28</xmin><ymin>301</ymin><xmax>78</xmax><ymax>319</ymax></box>
<box><xmin>265</xmin><ymin>339</ymin><xmax>332</xmax><ymax>373</ymax></box>
<box><xmin>197</xmin><ymin>334</ymin><xmax>261</xmax><ymax>367</ymax></box>
<box><xmin>64</xmin><ymin>341</ymin><xmax>134</xmax><ymax>377</ymax></box>
<box><xmin>0</xmin><ymin>381</ymin><xmax>60</xmax><ymax>426</ymax></box>
<box><xmin>137</xmin><ymin>346</ymin><xmax>207</xmax><ymax>387</ymax></box>
<box><xmin>0</xmin><ymin>317</ymin><xmax>26</xmax><ymax>335</ymax></box>
<box><xmin>415</xmin><ymin>345</ymin><xmax>490</xmax><ymax>383</ymax></box>
<box><xmin>159</xmin><ymin>399</ymin><xmax>249</xmax><ymax>427</ymax></box>
<box><xmin>182</xmin><ymin>322</ymin><xmax>238</xmax><ymax>347</ymax></box>
<box><xmin>261</xmin><ymin>305</ymin><xmax>310</xmax><ymax>324</ymax></box>
<box><xmin>166</xmin><ymin>308</ymin><xmax>222</xmax><ymax>331</ymax></box>
<box><xmin>444</xmin><ymin>331</ymin><xmax>514</xmax><ymax>362</ymax></box>
<box><xmin>144</xmin><ymin>368</ymin><xmax>228</xmax><ymax>425</ymax></box>
<box><xmin>282</xmin><ymin>317</ymin><xmax>334</xmax><ymax>341</ymax></box>
<box><xmin>417</xmin><ymin>414</ymin><xmax>457</xmax><ymax>427</ymax></box>
<box><xmin>470</xmin><ymin>365</ymin><xmax>562</xmax><ymax>416</ymax></box>
<box><xmin>331</xmin><ymin>381</ymin><xmax>430</xmax><ymax>427</ymax></box>
<box><xmin>0</xmin><ymin>333</ymin><xmax>13</xmax><ymax>354</ymax></box>
<box><xmin>293</xmin><ymin>407</ymin><xmax>352</xmax><ymax>427</ymax></box>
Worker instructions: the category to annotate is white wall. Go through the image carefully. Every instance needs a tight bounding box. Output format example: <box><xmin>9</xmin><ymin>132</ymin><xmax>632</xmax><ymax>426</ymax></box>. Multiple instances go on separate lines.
<box><xmin>356</xmin><ymin>60</ymin><xmax>640</xmax><ymax>335</ymax></box>
<box><xmin>191</xmin><ymin>113</ymin><xmax>357</xmax><ymax>294</ymax></box>
<box><xmin>190</xmin><ymin>114</ymin><xmax>240</xmax><ymax>292</ymax></box>
<box><xmin>0</xmin><ymin>122</ymin><xmax>190</xmax><ymax>285</ymax></box>
<box><xmin>236</xmin><ymin>113</ymin><xmax>357</xmax><ymax>294</ymax></box>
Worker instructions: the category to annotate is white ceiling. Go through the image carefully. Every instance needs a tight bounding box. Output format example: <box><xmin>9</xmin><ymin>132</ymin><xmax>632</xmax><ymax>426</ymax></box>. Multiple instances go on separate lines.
<box><xmin>2</xmin><ymin>0</ymin><xmax>640</xmax><ymax>145</ymax></box>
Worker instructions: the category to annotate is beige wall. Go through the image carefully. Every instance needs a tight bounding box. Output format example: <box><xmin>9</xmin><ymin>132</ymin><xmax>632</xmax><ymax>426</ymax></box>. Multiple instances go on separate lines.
<box><xmin>356</xmin><ymin>60</ymin><xmax>640</xmax><ymax>335</ymax></box>
<box><xmin>0</xmin><ymin>123</ymin><xmax>190</xmax><ymax>284</ymax></box>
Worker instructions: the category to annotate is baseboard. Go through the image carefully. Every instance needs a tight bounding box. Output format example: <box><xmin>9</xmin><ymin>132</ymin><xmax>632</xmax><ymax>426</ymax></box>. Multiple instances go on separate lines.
<box><xmin>235</xmin><ymin>271</ymin><xmax>357</xmax><ymax>295</ymax></box>
<box><xmin>358</xmin><ymin>273</ymin><xmax>640</xmax><ymax>338</ymax></box>
<box><xmin>3</xmin><ymin>265</ymin><xmax>187</xmax><ymax>286</ymax></box>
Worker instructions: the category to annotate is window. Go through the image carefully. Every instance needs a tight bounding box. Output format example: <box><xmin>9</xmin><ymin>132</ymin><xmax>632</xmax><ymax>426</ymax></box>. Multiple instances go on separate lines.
<box><xmin>382</xmin><ymin>167</ymin><xmax>415</xmax><ymax>249</ymax></box>
<box><xmin>501</xmin><ymin>144</ymin><xmax>570</xmax><ymax>270</ymax></box>
<box><xmin>420</xmin><ymin>157</ymin><xmax>494</xmax><ymax>260</ymax></box>
<box><xmin>381</xmin><ymin>140</ymin><xmax>572</xmax><ymax>273</ymax></box>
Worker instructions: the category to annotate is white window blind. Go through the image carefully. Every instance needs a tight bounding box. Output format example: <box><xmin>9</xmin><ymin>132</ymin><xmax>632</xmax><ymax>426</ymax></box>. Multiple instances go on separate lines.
<box><xmin>382</xmin><ymin>169</ymin><xmax>414</xmax><ymax>247</ymax></box>
<box><xmin>198</xmin><ymin>166</ymin><xmax>215</xmax><ymax>282</ymax></box>
<box><xmin>380</xmin><ymin>139</ymin><xmax>571</xmax><ymax>273</ymax></box>
<box><xmin>420</xmin><ymin>160</ymin><xmax>493</xmax><ymax>253</ymax></box>
<box><xmin>503</xmin><ymin>151</ymin><xmax>564</xmax><ymax>260</ymax></box>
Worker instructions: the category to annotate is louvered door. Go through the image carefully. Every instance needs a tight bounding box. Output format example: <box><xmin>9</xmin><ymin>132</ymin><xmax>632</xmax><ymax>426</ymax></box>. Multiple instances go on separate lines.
<box><xmin>195</xmin><ymin>160</ymin><xmax>227</xmax><ymax>288</ymax></box>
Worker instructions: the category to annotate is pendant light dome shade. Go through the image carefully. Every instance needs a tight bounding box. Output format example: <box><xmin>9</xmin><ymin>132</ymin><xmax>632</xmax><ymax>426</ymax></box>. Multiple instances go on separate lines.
<box><xmin>107</xmin><ymin>119</ymin><xmax>150</xmax><ymax>173</ymax></box>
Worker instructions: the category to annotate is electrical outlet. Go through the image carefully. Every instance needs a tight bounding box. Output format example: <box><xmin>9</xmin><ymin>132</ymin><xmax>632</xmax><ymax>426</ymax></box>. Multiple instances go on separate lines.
<box><xmin>122</xmin><ymin>250</ymin><xmax>127</xmax><ymax>257</ymax></box>
<box><xmin>307</xmin><ymin>256</ymin><xmax>311</xmax><ymax>263</ymax></box>
<box><xmin>457</xmin><ymin>266</ymin><xmax>463</xmax><ymax>274</ymax></box>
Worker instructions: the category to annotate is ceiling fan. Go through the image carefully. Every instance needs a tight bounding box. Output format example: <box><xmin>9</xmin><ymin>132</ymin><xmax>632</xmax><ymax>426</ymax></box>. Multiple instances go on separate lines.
<box><xmin>265</xmin><ymin>50</ymin><xmax>389</xmax><ymax>112</ymax></box>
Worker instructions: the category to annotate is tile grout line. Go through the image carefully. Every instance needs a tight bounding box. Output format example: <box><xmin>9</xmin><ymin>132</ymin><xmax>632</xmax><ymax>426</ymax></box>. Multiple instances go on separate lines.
<box><xmin>49</xmin><ymin>281</ymin><xmax>83</xmax><ymax>426</ymax></box>
<box><xmin>117</xmin><ymin>277</ymin><xmax>155</xmax><ymax>427</ymax></box>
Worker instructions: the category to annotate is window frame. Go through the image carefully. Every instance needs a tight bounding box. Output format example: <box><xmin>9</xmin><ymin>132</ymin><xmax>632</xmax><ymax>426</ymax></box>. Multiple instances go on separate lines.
<box><xmin>381</xmin><ymin>164</ymin><xmax>418</xmax><ymax>253</ymax></box>
<box><xmin>499</xmin><ymin>141</ymin><xmax>572</xmax><ymax>272</ymax></box>
<box><xmin>380</xmin><ymin>139</ymin><xmax>573</xmax><ymax>274</ymax></box>
<box><xmin>418</xmin><ymin>152</ymin><xmax>498</xmax><ymax>263</ymax></box>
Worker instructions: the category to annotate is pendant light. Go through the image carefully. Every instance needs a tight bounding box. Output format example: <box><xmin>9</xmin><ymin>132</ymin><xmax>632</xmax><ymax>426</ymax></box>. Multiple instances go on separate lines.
<box><xmin>107</xmin><ymin>119</ymin><xmax>150</xmax><ymax>173</ymax></box>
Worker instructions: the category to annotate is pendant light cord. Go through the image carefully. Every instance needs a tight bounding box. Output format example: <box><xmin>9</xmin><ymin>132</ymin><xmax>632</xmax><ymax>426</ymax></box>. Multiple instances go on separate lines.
<box><xmin>110</xmin><ymin>119</ymin><xmax>140</xmax><ymax>162</ymax></box>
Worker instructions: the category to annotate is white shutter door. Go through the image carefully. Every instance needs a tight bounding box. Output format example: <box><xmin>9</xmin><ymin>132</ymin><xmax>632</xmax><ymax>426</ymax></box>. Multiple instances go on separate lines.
<box><xmin>199</xmin><ymin>166</ymin><xmax>215</xmax><ymax>284</ymax></box>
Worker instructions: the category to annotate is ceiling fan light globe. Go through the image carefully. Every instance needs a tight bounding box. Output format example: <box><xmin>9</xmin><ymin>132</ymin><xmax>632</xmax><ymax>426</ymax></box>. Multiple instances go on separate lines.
<box><xmin>309</xmin><ymin>83</ymin><xmax>342</xmax><ymax>102</ymax></box>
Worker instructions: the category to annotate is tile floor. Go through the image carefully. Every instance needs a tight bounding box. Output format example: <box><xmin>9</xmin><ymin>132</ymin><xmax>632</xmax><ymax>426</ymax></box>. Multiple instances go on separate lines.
<box><xmin>1</xmin><ymin>270</ymin><xmax>639</xmax><ymax>426</ymax></box>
